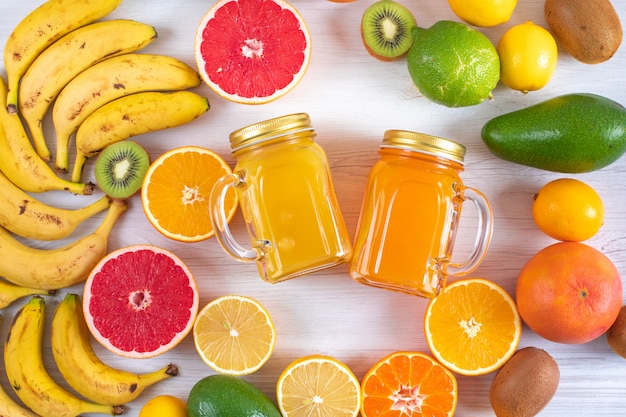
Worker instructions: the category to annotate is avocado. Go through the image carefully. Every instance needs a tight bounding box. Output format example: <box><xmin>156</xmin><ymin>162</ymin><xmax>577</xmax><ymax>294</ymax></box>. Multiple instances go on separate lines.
<box><xmin>481</xmin><ymin>93</ymin><xmax>626</xmax><ymax>173</ymax></box>
<box><xmin>187</xmin><ymin>374</ymin><xmax>281</xmax><ymax>417</ymax></box>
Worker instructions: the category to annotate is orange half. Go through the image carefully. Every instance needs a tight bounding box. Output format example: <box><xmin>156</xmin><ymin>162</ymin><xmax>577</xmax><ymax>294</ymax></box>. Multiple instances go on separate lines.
<box><xmin>424</xmin><ymin>278</ymin><xmax>522</xmax><ymax>376</ymax></box>
<box><xmin>141</xmin><ymin>146</ymin><xmax>237</xmax><ymax>242</ymax></box>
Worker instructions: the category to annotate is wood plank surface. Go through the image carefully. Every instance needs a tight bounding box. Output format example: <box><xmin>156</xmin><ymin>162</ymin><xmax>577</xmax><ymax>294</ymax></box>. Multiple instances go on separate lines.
<box><xmin>0</xmin><ymin>1</ymin><xmax>625</xmax><ymax>416</ymax></box>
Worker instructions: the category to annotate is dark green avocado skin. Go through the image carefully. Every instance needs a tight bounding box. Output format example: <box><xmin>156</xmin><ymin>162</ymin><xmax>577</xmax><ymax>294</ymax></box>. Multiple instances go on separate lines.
<box><xmin>187</xmin><ymin>375</ymin><xmax>282</xmax><ymax>417</ymax></box>
<box><xmin>481</xmin><ymin>93</ymin><xmax>626</xmax><ymax>173</ymax></box>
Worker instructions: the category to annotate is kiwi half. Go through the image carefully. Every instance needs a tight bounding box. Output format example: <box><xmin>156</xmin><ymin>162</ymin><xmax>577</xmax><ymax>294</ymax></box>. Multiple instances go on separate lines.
<box><xmin>94</xmin><ymin>140</ymin><xmax>150</xmax><ymax>199</ymax></box>
<box><xmin>361</xmin><ymin>0</ymin><xmax>417</xmax><ymax>61</ymax></box>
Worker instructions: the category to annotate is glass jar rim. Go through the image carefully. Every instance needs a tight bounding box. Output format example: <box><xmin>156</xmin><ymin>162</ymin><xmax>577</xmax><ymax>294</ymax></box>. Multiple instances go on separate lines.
<box><xmin>229</xmin><ymin>113</ymin><xmax>314</xmax><ymax>153</ymax></box>
<box><xmin>381</xmin><ymin>130</ymin><xmax>466</xmax><ymax>164</ymax></box>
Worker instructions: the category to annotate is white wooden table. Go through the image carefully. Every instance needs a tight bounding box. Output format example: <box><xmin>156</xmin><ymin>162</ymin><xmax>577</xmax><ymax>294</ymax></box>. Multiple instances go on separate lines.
<box><xmin>1</xmin><ymin>1</ymin><xmax>625</xmax><ymax>416</ymax></box>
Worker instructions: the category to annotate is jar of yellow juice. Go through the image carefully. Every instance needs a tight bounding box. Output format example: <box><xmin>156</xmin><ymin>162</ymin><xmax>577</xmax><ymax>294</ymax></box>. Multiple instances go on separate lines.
<box><xmin>350</xmin><ymin>130</ymin><xmax>493</xmax><ymax>298</ymax></box>
<box><xmin>209</xmin><ymin>113</ymin><xmax>352</xmax><ymax>283</ymax></box>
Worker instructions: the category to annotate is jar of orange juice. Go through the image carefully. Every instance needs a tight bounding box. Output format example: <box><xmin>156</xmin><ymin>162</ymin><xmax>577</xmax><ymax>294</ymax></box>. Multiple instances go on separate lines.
<box><xmin>209</xmin><ymin>113</ymin><xmax>352</xmax><ymax>283</ymax></box>
<box><xmin>350</xmin><ymin>130</ymin><xmax>493</xmax><ymax>298</ymax></box>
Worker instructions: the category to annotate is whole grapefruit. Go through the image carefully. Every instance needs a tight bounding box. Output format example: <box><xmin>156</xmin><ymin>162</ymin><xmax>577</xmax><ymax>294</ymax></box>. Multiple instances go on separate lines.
<box><xmin>516</xmin><ymin>241</ymin><xmax>622</xmax><ymax>344</ymax></box>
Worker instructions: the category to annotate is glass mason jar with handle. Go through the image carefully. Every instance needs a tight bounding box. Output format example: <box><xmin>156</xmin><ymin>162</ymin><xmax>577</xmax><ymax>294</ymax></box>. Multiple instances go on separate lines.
<box><xmin>209</xmin><ymin>113</ymin><xmax>353</xmax><ymax>283</ymax></box>
<box><xmin>350</xmin><ymin>130</ymin><xmax>493</xmax><ymax>298</ymax></box>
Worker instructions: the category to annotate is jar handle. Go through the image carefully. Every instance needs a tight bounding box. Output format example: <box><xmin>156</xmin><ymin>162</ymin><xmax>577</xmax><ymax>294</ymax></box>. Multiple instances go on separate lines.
<box><xmin>447</xmin><ymin>187</ymin><xmax>493</xmax><ymax>276</ymax></box>
<box><xmin>209</xmin><ymin>173</ymin><xmax>261</xmax><ymax>262</ymax></box>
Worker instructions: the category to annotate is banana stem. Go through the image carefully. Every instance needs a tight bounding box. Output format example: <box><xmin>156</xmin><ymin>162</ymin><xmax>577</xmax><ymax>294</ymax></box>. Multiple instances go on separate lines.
<box><xmin>28</xmin><ymin>123</ymin><xmax>51</xmax><ymax>162</ymax></box>
<box><xmin>55</xmin><ymin>134</ymin><xmax>71</xmax><ymax>173</ymax></box>
<box><xmin>6</xmin><ymin>82</ymin><xmax>18</xmax><ymax>114</ymax></box>
<box><xmin>71</xmin><ymin>151</ymin><xmax>89</xmax><ymax>183</ymax></box>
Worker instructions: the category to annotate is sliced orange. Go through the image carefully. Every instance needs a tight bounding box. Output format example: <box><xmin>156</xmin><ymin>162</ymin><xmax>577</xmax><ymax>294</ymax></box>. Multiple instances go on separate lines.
<box><xmin>141</xmin><ymin>146</ymin><xmax>237</xmax><ymax>242</ymax></box>
<box><xmin>424</xmin><ymin>277</ymin><xmax>522</xmax><ymax>376</ymax></box>
<box><xmin>193</xmin><ymin>295</ymin><xmax>276</xmax><ymax>375</ymax></box>
<box><xmin>361</xmin><ymin>351</ymin><xmax>457</xmax><ymax>417</ymax></box>
<box><xmin>276</xmin><ymin>354</ymin><xmax>361</xmax><ymax>417</ymax></box>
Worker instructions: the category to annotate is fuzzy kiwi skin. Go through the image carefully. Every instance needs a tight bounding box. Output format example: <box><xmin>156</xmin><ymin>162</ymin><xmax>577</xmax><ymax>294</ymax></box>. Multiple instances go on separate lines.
<box><xmin>607</xmin><ymin>305</ymin><xmax>626</xmax><ymax>358</ymax></box>
<box><xmin>545</xmin><ymin>0</ymin><xmax>622</xmax><ymax>64</ymax></box>
<box><xmin>489</xmin><ymin>347</ymin><xmax>560</xmax><ymax>417</ymax></box>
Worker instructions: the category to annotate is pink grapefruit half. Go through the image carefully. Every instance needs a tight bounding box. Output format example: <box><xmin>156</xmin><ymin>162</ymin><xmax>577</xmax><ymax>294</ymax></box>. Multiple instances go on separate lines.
<box><xmin>83</xmin><ymin>244</ymin><xmax>199</xmax><ymax>359</ymax></box>
<box><xmin>194</xmin><ymin>0</ymin><xmax>312</xmax><ymax>104</ymax></box>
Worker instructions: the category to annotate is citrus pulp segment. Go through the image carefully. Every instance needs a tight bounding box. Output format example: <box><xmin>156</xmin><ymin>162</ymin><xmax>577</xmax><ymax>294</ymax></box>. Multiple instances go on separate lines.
<box><xmin>83</xmin><ymin>244</ymin><xmax>199</xmax><ymax>359</ymax></box>
<box><xmin>141</xmin><ymin>146</ymin><xmax>237</xmax><ymax>242</ymax></box>
<box><xmin>193</xmin><ymin>295</ymin><xmax>276</xmax><ymax>375</ymax></box>
<box><xmin>360</xmin><ymin>351</ymin><xmax>458</xmax><ymax>417</ymax></box>
<box><xmin>424</xmin><ymin>278</ymin><xmax>522</xmax><ymax>376</ymax></box>
<box><xmin>194</xmin><ymin>0</ymin><xmax>312</xmax><ymax>104</ymax></box>
<box><xmin>276</xmin><ymin>355</ymin><xmax>361</xmax><ymax>417</ymax></box>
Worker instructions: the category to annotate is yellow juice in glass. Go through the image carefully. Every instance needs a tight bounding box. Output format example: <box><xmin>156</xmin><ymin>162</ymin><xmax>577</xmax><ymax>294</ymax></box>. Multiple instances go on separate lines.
<box><xmin>210</xmin><ymin>113</ymin><xmax>352</xmax><ymax>283</ymax></box>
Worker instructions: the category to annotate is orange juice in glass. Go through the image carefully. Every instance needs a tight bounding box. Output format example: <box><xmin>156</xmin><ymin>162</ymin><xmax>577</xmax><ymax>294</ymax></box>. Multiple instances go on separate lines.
<box><xmin>210</xmin><ymin>113</ymin><xmax>352</xmax><ymax>283</ymax></box>
<box><xmin>350</xmin><ymin>130</ymin><xmax>493</xmax><ymax>298</ymax></box>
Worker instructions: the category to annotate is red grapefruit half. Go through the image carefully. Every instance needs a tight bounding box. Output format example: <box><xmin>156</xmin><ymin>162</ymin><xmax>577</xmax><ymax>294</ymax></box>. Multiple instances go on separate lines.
<box><xmin>194</xmin><ymin>0</ymin><xmax>312</xmax><ymax>104</ymax></box>
<box><xmin>83</xmin><ymin>244</ymin><xmax>199</xmax><ymax>359</ymax></box>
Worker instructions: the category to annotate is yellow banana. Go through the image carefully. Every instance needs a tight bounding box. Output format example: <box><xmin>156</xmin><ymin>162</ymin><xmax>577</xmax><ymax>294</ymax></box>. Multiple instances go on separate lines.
<box><xmin>19</xmin><ymin>19</ymin><xmax>158</xmax><ymax>161</ymax></box>
<box><xmin>4</xmin><ymin>296</ymin><xmax>125</xmax><ymax>417</ymax></box>
<box><xmin>53</xmin><ymin>53</ymin><xmax>202</xmax><ymax>173</ymax></box>
<box><xmin>4</xmin><ymin>0</ymin><xmax>123</xmax><ymax>113</ymax></box>
<box><xmin>0</xmin><ymin>170</ymin><xmax>111</xmax><ymax>240</ymax></box>
<box><xmin>0</xmin><ymin>198</ymin><xmax>127</xmax><ymax>291</ymax></box>
<box><xmin>0</xmin><ymin>315</ymin><xmax>40</xmax><ymax>417</ymax></box>
<box><xmin>0</xmin><ymin>77</ymin><xmax>94</xmax><ymax>194</ymax></box>
<box><xmin>0</xmin><ymin>279</ymin><xmax>51</xmax><ymax>309</ymax></box>
<box><xmin>72</xmin><ymin>90</ymin><xmax>210</xmax><ymax>182</ymax></box>
<box><xmin>51</xmin><ymin>293</ymin><xmax>179</xmax><ymax>405</ymax></box>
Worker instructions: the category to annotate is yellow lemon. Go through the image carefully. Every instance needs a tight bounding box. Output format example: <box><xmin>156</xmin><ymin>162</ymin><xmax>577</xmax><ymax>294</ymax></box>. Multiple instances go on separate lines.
<box><xmin>497</xmin><ymin>21</ymin><xmax>558</xmax><ymax>93</ymax></box>
<box><xmin>448</xmin><ymin>0</ymin><xmax>517</xmax><ymax>27</ymax></box>
<box><xmin>532</xmin><ymin>178</ymin><xmax>604</xmax><ymax>242</ymax></box>
<box><xmin>139</xmin><ymin>395</ymin><xmax>187</xmax><ymax>417</ymax></box>
<box><xmin>193</xmin><ymin>295</ymin><xmax>276</xmax><ymax>376</ymax></box>
<box><xmin>277</xmin><ymin>355</ymin><xmax>361</xmax><ymax>417</ymax></box>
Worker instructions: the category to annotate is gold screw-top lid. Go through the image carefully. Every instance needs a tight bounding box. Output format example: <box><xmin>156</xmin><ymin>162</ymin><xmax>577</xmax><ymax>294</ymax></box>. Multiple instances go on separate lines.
<box><xmin>229</xmin><ymin>113</ymin><xmax>314</xmax><ymax>152</ymax></box>
<box><xmin>381</xmin><ymin>130</ymin><xmax>466</xmax><ymax>164</ymax></box>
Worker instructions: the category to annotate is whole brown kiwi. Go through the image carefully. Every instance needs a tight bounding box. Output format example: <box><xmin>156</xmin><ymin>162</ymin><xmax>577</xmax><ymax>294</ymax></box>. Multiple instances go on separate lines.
<box><xmin>607</xmin><ymin>305</ymin><xmax>626</xmax><ymax>358</ymax></box>
<box><xmin>545</xmin><ymin>0</ymin><xmax>622</xmax><ymax>64</ymax></box>
<box><xmin>489</xmin><ymin>347</ymin><xmax>560</xmax><ymax>417</ymax></box>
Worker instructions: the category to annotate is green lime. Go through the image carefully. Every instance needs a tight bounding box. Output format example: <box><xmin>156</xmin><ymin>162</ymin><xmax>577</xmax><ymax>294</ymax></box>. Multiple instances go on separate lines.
<box><xmin>407</xmin><ymin>20</ymin><xmax>500</xmax><ymax>108</ymax></box>
<box><xmin>187</xmin><ymin>374</ymin><xmax>281</xmax><ymax>417</ymax></box>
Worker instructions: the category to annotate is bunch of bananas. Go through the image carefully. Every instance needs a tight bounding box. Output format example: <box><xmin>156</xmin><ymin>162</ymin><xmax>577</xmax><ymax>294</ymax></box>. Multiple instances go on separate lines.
<box><xmin>0</xmin><ymin>0</ymin><xmax>213</xmax><ymax>296</ymax></box>
<box><xmin>0</xmin><ymin>0</ymin><xmax>207</xmax><ymax>414</ymax></box>
<box><xmin>6</xmin><ymin>2</ymin><xmax>210</xmax><ymax>175</ymax></box>
<box><xmin>2</xmin><ymin>295</ymin><xmax>179</xmax><ymax>416</ymax></box>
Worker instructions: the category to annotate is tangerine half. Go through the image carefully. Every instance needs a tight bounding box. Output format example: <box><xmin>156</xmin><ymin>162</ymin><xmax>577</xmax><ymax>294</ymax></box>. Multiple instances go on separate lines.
<box><xmin>361</xmin><ymin>351</ymin><xmax>457</xmax><ymax>417</ymax></box>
